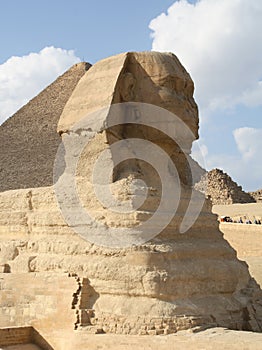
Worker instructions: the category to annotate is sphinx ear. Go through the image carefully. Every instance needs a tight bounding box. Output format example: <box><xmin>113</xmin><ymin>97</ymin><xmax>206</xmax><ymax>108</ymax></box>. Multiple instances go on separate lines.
<box><xmin>119</xmin><ymin>72</ymin><xmax>136</xmax><ymax>102</ymax></box>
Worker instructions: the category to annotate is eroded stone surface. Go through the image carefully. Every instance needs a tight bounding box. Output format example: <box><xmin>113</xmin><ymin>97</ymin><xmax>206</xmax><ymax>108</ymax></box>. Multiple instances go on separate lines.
<box><xmin>0</xmin><ymin>52</ymin><xmax>262</xmax><ymax>339</ymax></box>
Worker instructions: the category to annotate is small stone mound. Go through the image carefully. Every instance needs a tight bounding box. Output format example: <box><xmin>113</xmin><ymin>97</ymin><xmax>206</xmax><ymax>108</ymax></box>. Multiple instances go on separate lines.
<box><xmin>195</xmin><ymin>168</ymin><xmax>256</xmax><ymax>205</ymax></box>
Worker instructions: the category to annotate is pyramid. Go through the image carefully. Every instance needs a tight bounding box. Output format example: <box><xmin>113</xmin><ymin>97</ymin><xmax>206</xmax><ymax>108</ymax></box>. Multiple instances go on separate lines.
<box><xmin>249</xmin><ymin>189</ymin><xmax>262</xmax><ymax>203</ymax></box>
<box><xmin>195</xmin><ymin>168</ymin><xmax>256</xmax><ymax>205</ymax></box>
<box><xmin>0</xmin><ymin>62</ymin><xmax>91</xmax><ymax>192</ymax></box>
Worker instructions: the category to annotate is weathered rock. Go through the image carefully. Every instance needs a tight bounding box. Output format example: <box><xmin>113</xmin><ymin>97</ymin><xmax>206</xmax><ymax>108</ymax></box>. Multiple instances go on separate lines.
<box><xmin>0</xmin><ymin>52</ymin><xmax>262</xmax><ymax>339</ymax></box>
<box><xmin>58</xmin><ymin>52</ymin><xmax>199</xmax><ymax>140</ymax></box>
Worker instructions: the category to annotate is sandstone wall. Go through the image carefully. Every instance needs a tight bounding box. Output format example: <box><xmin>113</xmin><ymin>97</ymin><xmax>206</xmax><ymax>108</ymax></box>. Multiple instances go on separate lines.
<box><xmin>0</xmin><ymin>327</ymin><xmax>32</xmax><ymax>347</ymax></box>
<box><xmin>0</xmin><ymin>273</ymin><xmax>76</xmax><ymax>331</ymax></box>
<box><xmin>219</xmin><ymin>223</ymin><xmax>262</xmax><ymax>258</ymax></box>
<box><xmin>218</xmin><ymin>222</ymin><xmax>262</xmax><ymax>297</ymax></box>
<box><xmin>0</xmin><ymin>326</ymin><xmax>54</xmax><ymax>349</ymax></box>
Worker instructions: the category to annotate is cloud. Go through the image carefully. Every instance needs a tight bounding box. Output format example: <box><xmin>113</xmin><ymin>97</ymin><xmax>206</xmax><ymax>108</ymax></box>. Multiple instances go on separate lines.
<box><xmin>149</xmin><ymin>0</ymin><xmax>262</xmax><ymax>114</ymax></box>
<box><xmin>233</xmin><ymin>127</ymin><xmax>262</xmax><ymax>161</ymax></box>
<box><xmin>191</xmin><ymin>140</ymin><xmax>208</xmax><ymax>166</ymax></box>
<box><xmin>150</xmin><ymin>0</ymin><xmax>262</xmax><ymax>190</ymax></box>
<box><xmin>192</xmin><ymin>127</ymin><xmax>262</xmax><ymax>190</ymax></box>
<box><xmin>0</xmin><ymin>46</ymin><xmax>80</xmax><ymax>124</ymax></box>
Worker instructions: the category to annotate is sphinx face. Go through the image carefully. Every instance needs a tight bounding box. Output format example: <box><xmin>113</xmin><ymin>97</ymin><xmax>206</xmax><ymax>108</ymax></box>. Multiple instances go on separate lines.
<box><xmin>58</xmin><ymin>52</ymin><xmax>200</xmax><ymax>187</ymax></box>
<box><xmin>118</xmin><ymin>52</ymin><xmax>199</xmax><ymax>141</ymax></box>
<box><xmin>58</xmin><ymin>51</ymin><xmax>199</xmax><ymax>142</ymax></box>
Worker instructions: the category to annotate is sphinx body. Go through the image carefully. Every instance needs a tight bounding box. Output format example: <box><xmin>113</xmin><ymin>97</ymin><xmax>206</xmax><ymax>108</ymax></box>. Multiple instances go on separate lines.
<box><xmin>0</xmin><ymin>52</ymin><xmax>261</xmax><ymax>336</ymax></box>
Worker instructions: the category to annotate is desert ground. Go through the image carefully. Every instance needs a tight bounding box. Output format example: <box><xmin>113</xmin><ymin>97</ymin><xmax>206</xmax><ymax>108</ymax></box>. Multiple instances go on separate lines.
<box><xmin>213</xmin><ymin>203</ymin><xmax>262</xmax><ymax>222</ymax></box>
<box><xmin>3</xmin><ymin>327</ymin><xmax>262</xmax><ymax>350</ymax></box>
<box><xmin>213</xmin><ymin>203</ymin><xmax>262</xmax><ymax>287</ymax></box>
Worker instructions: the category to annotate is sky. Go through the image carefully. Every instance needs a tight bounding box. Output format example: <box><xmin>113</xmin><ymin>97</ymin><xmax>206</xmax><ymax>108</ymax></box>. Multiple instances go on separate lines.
<box><xmin>0</xmin><ymin>0</ymin><xmax>261</xmax><ymax>191</ymax></box>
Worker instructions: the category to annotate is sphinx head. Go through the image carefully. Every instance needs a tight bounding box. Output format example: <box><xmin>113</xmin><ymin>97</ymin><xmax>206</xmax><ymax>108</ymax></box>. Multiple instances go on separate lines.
<box><xmin>58</xmin><ymin>51</ymin><xmax>199</xmax><ymax>142</ymax></box>
<box><xmin>116</xmin><ymin>52</ymin><xmax>199</xmax><ymax>140</ymax></box>
<box><xmin>55</xmin><ymin>52</ymin><xmax>201</xmax><ymax>245</ymax></box>
<box><xmin>57</xmin><ymin>52</ymin><xmax>199</xmax><ymax>187</ymax></box>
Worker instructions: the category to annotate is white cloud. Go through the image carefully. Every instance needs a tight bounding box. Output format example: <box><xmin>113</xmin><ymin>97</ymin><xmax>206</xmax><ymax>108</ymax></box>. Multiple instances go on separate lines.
<box><xmin>233</xmin><ymin>127</ymin><xmax>262</xmax><ymax>160</ymax></box>
<box><xmin>192</xmin><ymin>127</ymin><xmax>262</xmax><ymax>190</ymax></box>
<box><xmin>149</xmin><ymin>0</ymin><xmax>262</xmax><ymax>114</ymax></box>
<box><xmin>0</xmin><ymin>46</ymin><xmax>80</xmax><ymax>124</ymax></box>
<box><xmin>191</xmin><ymin>140</ymin><xmax>208</xmax><ymax>166</ymax></box>
<box><xmin>150</xmin><ymin>0</ymin><xmax>262</xmax><ymax>190</ymax></box>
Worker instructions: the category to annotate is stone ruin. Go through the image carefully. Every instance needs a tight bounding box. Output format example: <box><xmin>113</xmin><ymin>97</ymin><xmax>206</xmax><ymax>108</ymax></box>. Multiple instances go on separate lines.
<box><xmin>249</xmin><ymin>189</ymin><xmax>262</xmax><ymax>203</ymax></box>
<box><xmin>0</xmin><ymin>52</ymin><xmax>262</xmax><ymax>345</ymax></box>
<box><xmin>195</xmin><ymin>168</ymin><xmax>256</xmax><ymax>205</ymax></box>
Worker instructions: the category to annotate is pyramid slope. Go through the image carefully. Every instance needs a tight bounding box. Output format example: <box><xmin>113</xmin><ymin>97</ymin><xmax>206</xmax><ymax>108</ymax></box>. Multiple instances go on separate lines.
<box><xmin>0</xmin><ymin>62</ymin><xmax>91</xmax><ymax>192</ymax></box>
<box><xmin>249</xmin><ymin>189</ymin><xmax>262</xmax><ymax>203</ymax></box>
<box><xmin>195</xmin><ymin>168</ymin><xmax>255</xmax><ymax>205</ymax></box>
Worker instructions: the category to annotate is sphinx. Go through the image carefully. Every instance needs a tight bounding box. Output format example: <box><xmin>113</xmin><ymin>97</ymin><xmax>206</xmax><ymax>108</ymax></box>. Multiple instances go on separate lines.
<box><xmin>0</xmin><ymin>52</ymin><xmax>261</xmax><ymax>337</ymax></box>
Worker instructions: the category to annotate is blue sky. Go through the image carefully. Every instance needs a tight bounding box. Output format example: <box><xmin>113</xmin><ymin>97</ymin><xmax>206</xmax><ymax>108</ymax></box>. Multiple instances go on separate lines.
<box><xmin>1</xmin><ymin>0</ymin><xmax>262</xmax><ymax>191</ymax></box>
<box><xmin>0</xmin><ymin>0</ymin><xmax>174</xmax><ymax>64</ymax></box>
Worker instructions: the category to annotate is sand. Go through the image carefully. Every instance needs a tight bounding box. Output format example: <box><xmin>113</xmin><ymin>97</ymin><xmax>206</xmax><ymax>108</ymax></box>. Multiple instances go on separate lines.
<box><xmin>46</xmin><ymin>327</ymin><xmax>262</xmax><ymax>350</ymax></box>
<box><xmin>213</xmin><ymin>202</ymin><xmax>262</xmax><ymax>220</ymax></box>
